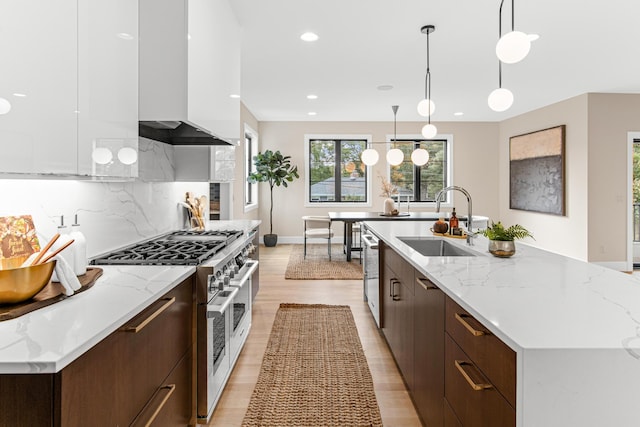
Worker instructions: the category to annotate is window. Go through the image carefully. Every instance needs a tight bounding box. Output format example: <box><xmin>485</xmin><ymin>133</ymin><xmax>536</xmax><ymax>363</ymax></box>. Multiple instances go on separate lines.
<box><xmin>389</xmin><ymin>137</ymin><xmax>451</xmax><ymax>203</ymax></box>
<box><xmin>305</xmin><ymin>135</ymin><xmax>370</xmax><ymax>205</ymax></box>
<box><xmin>244</xmin><ymin>125</ymin><xmax>258</xmax><ymax>212</ymax></box>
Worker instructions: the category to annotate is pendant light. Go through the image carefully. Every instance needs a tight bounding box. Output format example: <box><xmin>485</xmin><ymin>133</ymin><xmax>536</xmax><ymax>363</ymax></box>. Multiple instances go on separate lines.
<box><xmin>495</xmin><ymin>0</ymin><xmax>530</xmax><ymax>64</ymax></box>
<box><xmin>386</xmin><ymin>105</ymin><xmax>403</xmax><ymax>166</ymax></box>
<box><xmin>488</xmin><ymin>0</ymin><xmax>514</xmax><ymax>112</ymax></box>
<box><xmin>0</xmin><ymin>97</ymin><xmax>11</xmax><ymax>115</ymax></box>
<box><xmin>417</xmin><ymin>25</ymin><xmax>436</xmax><ymax>118</ymax></box>
<box><xmin>418</xmin><ymin>25</ymin><xmax>437</xmax><ymax>139</ymax></box>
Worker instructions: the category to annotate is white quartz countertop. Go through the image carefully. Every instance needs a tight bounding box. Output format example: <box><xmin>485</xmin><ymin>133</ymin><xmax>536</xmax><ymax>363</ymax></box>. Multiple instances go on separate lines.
<box><xmin>0</xmin><ymin>220</ymin><xmax>261</xmax><ymax>374</ymax></box>
<box><xmin>0</xmin><ymin>265</ymin><xmax>195</xmax><ymax>374</ymax></box>
<box><xmin>365</xmin><ymin>221</ymin><xmax>640</xmax><ymax>354</ymax></box>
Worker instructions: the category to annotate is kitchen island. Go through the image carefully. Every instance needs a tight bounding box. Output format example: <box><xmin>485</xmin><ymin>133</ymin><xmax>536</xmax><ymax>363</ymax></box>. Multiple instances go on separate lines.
<box><xmin>365</xmin><ymin>221</ymin><xmax>640</xmax><ymax>427</ymax></box>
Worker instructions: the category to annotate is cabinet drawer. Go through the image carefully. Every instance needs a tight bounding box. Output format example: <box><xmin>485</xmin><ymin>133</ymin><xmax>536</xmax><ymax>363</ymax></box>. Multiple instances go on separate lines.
<box><xmin>119</xmin><ymin>277</ymin><xmax>195</xmax><ymax>424</ymax></box>
<box><xmin>444</xmin><ymin>397</ymin><xmax>463</xmax><ymax>427</ymax></box>
<box><xmin>445</xmin><ymin>335</ymin><xmax>515</xmax><ymax>427</ymax></box>
<box><xmin>131</xmin><ymin>348</ymin><xmax>193</xmax><ymax>427</ymax></box>
<box><xmin>382</xmin><ymin>243</ymin><xmax>414</xmax><ymax>295</ymax></box>
<box><xmin>445</xmin><ymin>297</ymin><xmax>516</xmax><ymax>407</ymax></box>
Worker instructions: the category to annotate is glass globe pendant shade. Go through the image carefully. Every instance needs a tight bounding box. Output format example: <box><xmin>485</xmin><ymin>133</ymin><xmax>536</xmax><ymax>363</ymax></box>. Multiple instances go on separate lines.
<box><xmin>386</xmin><ymin>148</ymin><xmax>404</xmax><ymax>166</ymax></box>
<box><xmin>117</xmin><ymin>147</ymin><xmax>138</xmax><ymax>165</ymax></box>
<box><xmin>421</xmin><ymin>123</ymin><xmax>438</xmax><ymax>139</ymax></box>
<box><xmin>496</xmin><ymin>31</ymin><xmax>531</xmax><ymax>64</ymax></box>
<box><xmin>92</xmin><ymin>147</ymin><xmax>113</xmax><ymax>165</ymax></box>
<box><xmin>0</xmin><ymin>98</ymin><xmax>11</xmax><ymax>114</ymax></box>
<box><xmin>411</xmin><ymin>148</ymin><xmax>430</xmax><ymax>166</ymax></box>
<box><xmin>488</xmin><ymin>87</ymin><xmax>514</xmax><ymax>112</ymax></box>
<box><xmin>417</xmin><ymin>98</ymin><xmax>436</xmax><ymax>117</ymax></box>
<box><xmin>361</xmin><ymin>148</ymin><xmax>379</xmax><ymax>166</ymax></box>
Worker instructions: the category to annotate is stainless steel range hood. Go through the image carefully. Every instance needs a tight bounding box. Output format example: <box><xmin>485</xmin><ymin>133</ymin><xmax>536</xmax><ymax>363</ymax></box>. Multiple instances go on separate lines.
<box><xmin>139</xmin><ymin>121</ymin><xmax>230</xmax><ymax>146</ymax></box>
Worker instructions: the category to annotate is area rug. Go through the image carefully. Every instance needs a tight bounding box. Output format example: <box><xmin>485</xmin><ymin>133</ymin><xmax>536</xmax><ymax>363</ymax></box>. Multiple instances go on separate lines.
<box><xmin>284</xmin><ymin>244</ymin><xmax>363</xmax><ymax>280</ymax></box>
<box><xmin>242</xmin><ymin>303</ymin><xmax>383</xmax><ymax>427</ymax></box>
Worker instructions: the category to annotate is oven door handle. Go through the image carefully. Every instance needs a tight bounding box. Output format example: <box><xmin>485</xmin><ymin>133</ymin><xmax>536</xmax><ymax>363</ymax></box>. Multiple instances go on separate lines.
<box><xmin>206</xmin><ymin>286</ymin><xmax>239</xmax><ymax>317</ymax></box>
<box><xmin>230</xmin><ymin>260</ymin><xmax>259</xmax><ymax>288</ymax></box>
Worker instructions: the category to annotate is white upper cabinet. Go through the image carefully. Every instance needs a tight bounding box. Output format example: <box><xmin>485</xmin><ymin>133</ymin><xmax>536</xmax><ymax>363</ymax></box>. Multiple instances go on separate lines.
<box><xmin>0</xmin><ymin>0</ymin><xmax>138</xmax><ymax>178</ymax></box>
<box><xmin>139</xmin><ymin>0</ymin><xmax>241</xmax><ymax>145</ymax></box>
<box><xmin>77</xmin><ymin>0</ymin><xmax>139</xmax><ymax>178</ymax></box>
<box><xmin>188</xmin><ymin>0</ymin><xmax>241</xmax><ymax>143</ymax></box>
<box><xmin>0</xmin><ymin>0</ymin><xmax>78</xmax><ymax>175</ymax></box>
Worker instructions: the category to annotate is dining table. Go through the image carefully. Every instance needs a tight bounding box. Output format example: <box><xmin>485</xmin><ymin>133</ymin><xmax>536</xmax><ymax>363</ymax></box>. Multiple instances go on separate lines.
<box><xmin>328</xmin><ymin>211</ymin><xmax>444</xmax><ymax>261</ymax></box>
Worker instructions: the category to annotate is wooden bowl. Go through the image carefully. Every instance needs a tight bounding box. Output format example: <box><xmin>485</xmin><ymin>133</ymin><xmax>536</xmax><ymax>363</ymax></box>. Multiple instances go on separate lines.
<box><xmin>0</xmin><ymin>261</ymin><xmax>57</xmax><ymax>304</ymax></box>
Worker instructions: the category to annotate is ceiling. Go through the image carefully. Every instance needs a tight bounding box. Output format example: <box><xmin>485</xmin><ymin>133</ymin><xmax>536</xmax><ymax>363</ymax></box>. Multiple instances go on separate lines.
<box><xmin>231</xmin><ymin>0</ymin><xmax>640</xmax><ymax>123</ymax></box>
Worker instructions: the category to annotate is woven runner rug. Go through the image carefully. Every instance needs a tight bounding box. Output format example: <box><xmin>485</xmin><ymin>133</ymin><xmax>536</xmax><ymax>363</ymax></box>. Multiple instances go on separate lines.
<box><xmin>284</xmin><ymin>244</ymin><xmax>363</xmax><ymax>280</ymax></box>
<box><xmin>242</xmin><ymin>303</ymin><xmax>383</xmax><ymax>427</ymax></box>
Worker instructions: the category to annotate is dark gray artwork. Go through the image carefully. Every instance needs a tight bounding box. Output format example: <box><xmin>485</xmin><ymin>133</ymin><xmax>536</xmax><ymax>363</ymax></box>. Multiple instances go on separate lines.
<box><xmin>509</xmin><ymin>126</ymin><xmax>565</xmax><ymax>216</ymax></box>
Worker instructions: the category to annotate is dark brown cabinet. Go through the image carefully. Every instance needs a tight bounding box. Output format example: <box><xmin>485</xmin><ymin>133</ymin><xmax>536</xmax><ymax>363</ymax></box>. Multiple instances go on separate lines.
<box><xmin>379</xmin><ymin>244</ymin><xmax>517</xmax><ymax>427</ymax></box>
<box><xmin>0</xmin><ymin>276</ymin><xmax>195</xmax><ymax>427</ymax></box>
<box><xmin>380</xmin><ymin>242</ymin><xmax>414</xmax><ymax>391</ymax></box>
<box><xmin>413</xmin><ymin>276</ymin><xmax>445</xmax><ymax>426</ymax></box>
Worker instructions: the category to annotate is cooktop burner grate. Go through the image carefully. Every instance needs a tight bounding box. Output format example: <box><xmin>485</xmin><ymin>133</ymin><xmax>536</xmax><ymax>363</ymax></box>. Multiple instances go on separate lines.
<box><xmin>93</xmin><ymin>239</ymin><xmax>227</xmax><ymax>266</ymax></box>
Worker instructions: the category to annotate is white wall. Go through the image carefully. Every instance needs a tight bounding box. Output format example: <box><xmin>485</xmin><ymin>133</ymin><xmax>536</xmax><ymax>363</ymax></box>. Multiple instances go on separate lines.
<box><xmin>498</xmin><ymin>95</ymin><xmax>589</xmax><ymax>261</ymax></box>
<box><xmin>257</xmin><ymin>120</ymin><xmax>500</xmax><ymax>242</ymax></box>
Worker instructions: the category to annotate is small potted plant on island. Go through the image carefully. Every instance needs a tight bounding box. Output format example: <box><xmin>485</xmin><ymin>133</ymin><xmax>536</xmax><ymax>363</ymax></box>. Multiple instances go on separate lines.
<box><xmin>247</xmin><ymin>150</ymin><xmax>299</xmax><ymax>247</ymax></box>
<box><xmin>480</xmin><ymin>221</ymin><xmax>534</xmax><ymax>257</ymax></box>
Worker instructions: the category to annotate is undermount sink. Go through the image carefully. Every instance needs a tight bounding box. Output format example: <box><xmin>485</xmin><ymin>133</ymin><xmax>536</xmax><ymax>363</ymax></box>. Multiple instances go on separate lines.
<box><xmin>398</xmin><ymin>237</ymin><xmax>477</xmax><ymax>257</ymax></box>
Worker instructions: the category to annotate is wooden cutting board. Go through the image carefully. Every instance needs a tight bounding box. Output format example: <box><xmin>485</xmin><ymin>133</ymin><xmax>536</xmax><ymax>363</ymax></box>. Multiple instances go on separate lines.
<box><xmin>0</xmin><ymin>267</ymin><xmax>103</xmax><ymax>321</ymax></box>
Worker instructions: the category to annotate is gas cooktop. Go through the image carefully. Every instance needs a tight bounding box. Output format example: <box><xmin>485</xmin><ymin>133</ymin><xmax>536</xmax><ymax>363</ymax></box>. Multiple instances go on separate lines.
<box><xmin>93</xmin><ymin>229</ymin><xmax>244</xmax><ymax>266</ymax></box>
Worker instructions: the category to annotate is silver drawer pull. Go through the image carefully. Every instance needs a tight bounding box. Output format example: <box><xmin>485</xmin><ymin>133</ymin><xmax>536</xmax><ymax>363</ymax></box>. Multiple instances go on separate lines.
<box><xmin>121</xmin><ymin>297</ymin><xmax>175</xmax><ymax>333</ymax></box>
<box><xmin>455</xmin><ymin>312</ymin><xmax>486</xmax><ymax>337</ymax></box>
<box><xmin>454</xmin><ymin>360</ymin><xmax>493</xmax><ymax>391</ymax></box>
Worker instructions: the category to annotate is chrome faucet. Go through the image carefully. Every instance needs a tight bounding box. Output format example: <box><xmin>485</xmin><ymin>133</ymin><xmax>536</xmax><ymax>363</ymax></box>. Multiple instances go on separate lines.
<box><xmin>434</xmin><ymin>186</ymin><xmax>476</xmax><ymax>245</ymax></box>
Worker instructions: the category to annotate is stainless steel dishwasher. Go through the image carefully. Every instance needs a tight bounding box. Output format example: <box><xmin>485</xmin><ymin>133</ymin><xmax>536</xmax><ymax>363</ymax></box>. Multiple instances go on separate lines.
<box><xmin>362</xmin><ymin>230</ymin><xmax>380</xmax><ymax>327</ymax></box>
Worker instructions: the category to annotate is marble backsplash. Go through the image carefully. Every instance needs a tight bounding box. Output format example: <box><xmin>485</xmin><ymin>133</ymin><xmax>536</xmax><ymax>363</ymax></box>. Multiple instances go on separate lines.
<box><xmin>0</xmin><ymin>138</ymin><xmax>208</xmax><ymax>258</ymax></box>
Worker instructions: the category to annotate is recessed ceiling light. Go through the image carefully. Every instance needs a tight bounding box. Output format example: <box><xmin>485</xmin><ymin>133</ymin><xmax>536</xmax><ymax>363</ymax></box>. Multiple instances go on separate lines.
<box><xmin>307</xmin><ymin>94</ymin><xmax>318</xmax><ymax>100</ymax></box>
<box><xmin>229</xmin><ymin>94</ymin><xmax>240</xmax><ymax>99</ymax></box>
<box><xmin>300</xmin><ymin>32</ymin><xmax>319</xmax><ymax>42</ymax></box>
<box><xmin>308</xmin><ymin>112</ymin><xmax>317</xmax><ymax>116</ymax></box>
<box><xmin>454</xmin><ymin>112</ymin><xmax>464</xmax><ymax>116</ymax></box>
<box><xmin>12</xmin><ymin>93</ymin><xmax>26</xmax><ymax>97</ymax></box>
<box><xmin>117</xmin><ymin>33</ymin><xmax>134</xmax><ymax>40</ymax></box>
<box><xmin>377</xmin><ymin>85</ymin><xmax>394</xmax><ymax>91</ymax></box>
<box><xmin>527</xmin><ymin>34</ymin><xmax>540</xmax><ymax>42</ymax></box>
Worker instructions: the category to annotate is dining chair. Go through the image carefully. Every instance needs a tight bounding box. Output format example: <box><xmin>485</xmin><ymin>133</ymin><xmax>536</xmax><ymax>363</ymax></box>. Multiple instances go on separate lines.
<box><xmin>302</xmin><ymin>215</ymin><xmax>334</xmax><ymax>260</ymax></box>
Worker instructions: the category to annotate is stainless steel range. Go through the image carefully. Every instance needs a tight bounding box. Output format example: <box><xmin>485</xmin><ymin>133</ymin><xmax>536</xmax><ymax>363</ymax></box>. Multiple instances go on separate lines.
<box><xmin>93</xmin><ymin>227</ymin><xmax>258</xmax><ymax>424</ymax></box>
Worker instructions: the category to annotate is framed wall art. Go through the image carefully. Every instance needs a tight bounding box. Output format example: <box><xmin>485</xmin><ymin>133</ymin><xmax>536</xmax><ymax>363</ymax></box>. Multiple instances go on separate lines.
<box><xmin>509</xmin><ymin>125</ymin><xmax>566</xmax><ymax>216</ymax></box>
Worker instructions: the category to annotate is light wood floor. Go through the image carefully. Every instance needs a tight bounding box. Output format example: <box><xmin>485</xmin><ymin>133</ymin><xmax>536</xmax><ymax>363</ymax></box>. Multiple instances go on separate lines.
<box><xmin>207</xmin><ymin>244</ymin><xmax>421</xmax><ymax>427</ymax></box>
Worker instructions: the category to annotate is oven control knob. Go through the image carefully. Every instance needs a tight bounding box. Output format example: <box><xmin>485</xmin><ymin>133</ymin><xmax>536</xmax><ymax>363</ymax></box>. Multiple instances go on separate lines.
<box><xmin>217</xmin><ymin>280</ymin><xmax>224</xmax><ymax>291</ymax></box>
<box><xmin>229</xmin><ymin>269</ymin><xmax>235</xmax><ymax>279</ymax></box>
<box><xmin>215</xmin><ymin>271</ymin><xmax>222</xmax><ymax>279</ymax></box>
<box><xmin>233</xmin><ymin>264</ymin><xmax>240</xmax><ymax>274</ymax></box>
<box><xmin>223</xmin><ymin>276</ymin><xmax>230</xmax><ymax>287</ymax></box>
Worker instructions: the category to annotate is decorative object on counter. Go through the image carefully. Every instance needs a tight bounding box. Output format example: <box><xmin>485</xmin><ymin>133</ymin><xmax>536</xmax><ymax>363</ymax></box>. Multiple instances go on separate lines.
<box><xmin>481</xmin><ymin>221</ymin><xmax>534</xmax><ymax>257</ymax></box>
<box><xmin>0</xmin><ymin>215</ymin><xmax>41</xmax><ymax>270</ymax></box>
<box><xmin>0</xmin><ymin>260</ymin><xmax>56</xmax><ymax>304</ymax></box>
<box><xmin>380</xmin><ymin>175</ymin><xmax>398</xmax><ymax>215</ymax></box>
<box><xmin>51</xmin><ymin>216</ymin><xmax>75</xmax><ymax>280</ymax></box>
<box><xmin>449</xmin><ymin>207</ymin><xmax>459</xmax><ymax>234</ymax></box>
<box><xmin>242</xmin><ymin>304</ymin><xmax>382</xmax><ymax>426</ymax></box>
<box><xmin>0</xmin><ymin>267</ymin><xmax>102</xmax><ymax>320</ymax></box>
<box><xmin>432</xmin><ymin>231</ymin><xmax>467</xmax><ymax>239</ymax></box>
<box><xmin>69</xmin><ymin>214</ymin><xmax>87</xmax><ymax>276</ymax></box>
<box><xmin>182</xmin><ymin>192</ymin><xmax>207</xmax><ymax>230</ymax></box>
<box><xmin>247</xmin><ymin>150</ymin><xmax>300</xmax><ymax>247</ymax></box>
<box><xmin>509</xmin><ymin>125</ymin><xmax>565</xmax><ymax>215</ymax></box>
<box><xmin>431</xmin><ymin>218</ymin><xmax>449</xmax><ymax>234</ymax></box>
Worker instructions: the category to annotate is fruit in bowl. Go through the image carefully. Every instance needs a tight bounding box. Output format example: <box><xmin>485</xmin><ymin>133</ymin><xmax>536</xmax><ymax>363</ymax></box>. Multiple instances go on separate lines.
<box><xmin>0</xmin><ymin>260</ymin><xmax>56</xmax><ymax>304</ymax></box>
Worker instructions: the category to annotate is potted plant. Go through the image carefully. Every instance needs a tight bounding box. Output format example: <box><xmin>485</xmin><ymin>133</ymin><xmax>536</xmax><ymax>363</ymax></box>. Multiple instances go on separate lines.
<box><xmin>480</xmin><ymin>221</ymin><xmax>534</xmax><ymax>257</ymax></box>
<box><xmin>247</xmin><ymin>150</ymin><xmax>299</xmax><ymax>247</ymax></box>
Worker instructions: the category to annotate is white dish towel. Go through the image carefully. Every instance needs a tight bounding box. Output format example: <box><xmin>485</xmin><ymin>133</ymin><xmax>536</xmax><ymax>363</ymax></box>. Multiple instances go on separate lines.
<box><xmin>50</xmin><ymin>254</ymin><xmax>82</xmax><ymax>296</ymax></box>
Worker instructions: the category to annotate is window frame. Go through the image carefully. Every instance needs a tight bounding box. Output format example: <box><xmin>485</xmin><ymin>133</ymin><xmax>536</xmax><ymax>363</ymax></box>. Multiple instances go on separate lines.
<box><xmin>304</xmin><ymin>134</ymin><xmax>373</xmax><ymax>208</ymax></box>
<box><xmin>243</xmin><ymin>124</ymin><xmax>259</xmax><ymax>213</ymax></box>
<box><xmin>386</xmin><ymin>133</ymin><xmax>454</xmax><ymax>206</ymax></box>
